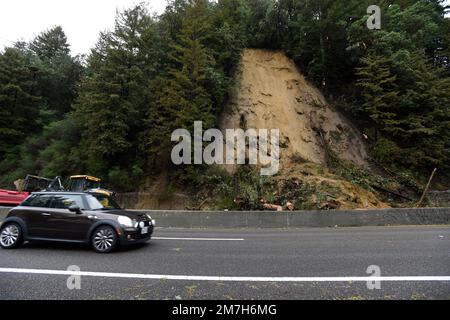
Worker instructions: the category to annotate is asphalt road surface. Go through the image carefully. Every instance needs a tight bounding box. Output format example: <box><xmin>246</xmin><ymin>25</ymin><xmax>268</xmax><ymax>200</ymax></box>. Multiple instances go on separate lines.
<box><xmin>0</xmin><ymin>226</ymin><xmax>449</xmax><ymax>300</ymax></box>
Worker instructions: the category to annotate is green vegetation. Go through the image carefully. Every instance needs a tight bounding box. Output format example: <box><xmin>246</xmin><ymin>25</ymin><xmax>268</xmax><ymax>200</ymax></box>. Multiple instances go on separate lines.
<box><xmin>1</xmin><ymin>0</ymin><xmax>449</xmax><ymax>193</ymax></box>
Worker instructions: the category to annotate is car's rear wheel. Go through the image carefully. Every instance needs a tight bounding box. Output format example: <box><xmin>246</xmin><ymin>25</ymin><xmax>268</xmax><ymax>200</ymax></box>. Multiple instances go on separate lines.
<box><xmin>91</xmin><ymin>225</ymin><xmax>118</xmax><ymax>253</ymax></box>
<box><xmin>0</xmin><ymin>223</ymin><xmax>24</xmax><ymax>249</ymax></box>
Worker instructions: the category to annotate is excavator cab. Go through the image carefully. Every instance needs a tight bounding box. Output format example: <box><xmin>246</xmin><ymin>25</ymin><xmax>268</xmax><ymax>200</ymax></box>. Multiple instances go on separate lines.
<box><xmin>68</xmin><ymin>175</ymin><xmax>101</xmax><ymax>192</ymax></box>
<box><xmin>68</xmin><ymin>175</ymin><xmax>114</xmax><ymax>196</ymax></box>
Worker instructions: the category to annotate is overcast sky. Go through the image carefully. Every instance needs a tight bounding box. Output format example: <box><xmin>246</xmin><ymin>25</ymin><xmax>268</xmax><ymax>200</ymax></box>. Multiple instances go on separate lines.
<box><xmin>0</xmin><ymin>0</ymin><xmax>449</xmax><ymax>56</ymax></box>
<box><xmin>0</xmin><ymin>0</ymin><xmax>168</xmax><ymax>56</ymax></box>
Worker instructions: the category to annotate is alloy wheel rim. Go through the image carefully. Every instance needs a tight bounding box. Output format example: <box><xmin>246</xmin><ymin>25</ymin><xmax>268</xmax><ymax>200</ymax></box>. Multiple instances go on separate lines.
<box><xmin>1</xmin><ymin>225</ymin><xmax>19</xmax><ymax>247</ymax></box>
<box><xmin>93</xmin><ymin>228</ymin><xmax>114</xmax><ymax>251</ymax></box>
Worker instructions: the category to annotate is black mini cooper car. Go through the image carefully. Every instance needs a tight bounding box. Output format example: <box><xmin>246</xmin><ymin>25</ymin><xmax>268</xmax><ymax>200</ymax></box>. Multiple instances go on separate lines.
<box><xmin>0</xmin><ymin>192</ymin><xmax>155</xmax><ymax>253</ymax></box>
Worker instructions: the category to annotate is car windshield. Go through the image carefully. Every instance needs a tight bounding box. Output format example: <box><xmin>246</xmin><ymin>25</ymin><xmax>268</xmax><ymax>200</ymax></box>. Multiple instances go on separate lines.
<box><xmin>87</xmin><ymin>194</ymin><xmax>121</xmax><ymax>210</ymax></box>
<box><xmin>70</xmin><ymin>179</ymin><xmax>101</xmax><ymax>192</ymax></box>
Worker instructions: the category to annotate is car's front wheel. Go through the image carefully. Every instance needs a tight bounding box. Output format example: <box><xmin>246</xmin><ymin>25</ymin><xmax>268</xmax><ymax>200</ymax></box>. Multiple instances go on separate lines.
<box><xmin>91</xmin><ymin>225</ymin><xmax>118</xmax><ymax>253</ymax></box>
<box><xmin>0</xmin><ymin>222</ymin><xmax>24</xmax><ymax>249</ymax></box>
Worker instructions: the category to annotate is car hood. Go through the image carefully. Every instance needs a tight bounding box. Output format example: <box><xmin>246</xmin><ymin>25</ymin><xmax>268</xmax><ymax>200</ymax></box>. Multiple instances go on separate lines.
<box><xmin>95</xmin><ymin>209</ymin><xmax>150</xmax><ymax>219</ymax></box>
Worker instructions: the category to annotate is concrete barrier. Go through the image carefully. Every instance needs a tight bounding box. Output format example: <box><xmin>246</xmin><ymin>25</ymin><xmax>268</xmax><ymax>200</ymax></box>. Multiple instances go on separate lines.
<box><xmin>1</xmin><ymin>206</ymin><xmax>449</xmax><ymax>228</ymax></box>
<box><xmin>0</xmin><ymin>207</ymin><xmax>12</xmax><ymax>221</ymax></box>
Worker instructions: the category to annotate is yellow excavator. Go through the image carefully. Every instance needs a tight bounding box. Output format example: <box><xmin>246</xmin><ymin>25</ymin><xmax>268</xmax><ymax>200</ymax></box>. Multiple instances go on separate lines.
<box><xmin>67</xmin><ymin>175</ymin><xmax>114</xmax><ymax>196</ymax></box>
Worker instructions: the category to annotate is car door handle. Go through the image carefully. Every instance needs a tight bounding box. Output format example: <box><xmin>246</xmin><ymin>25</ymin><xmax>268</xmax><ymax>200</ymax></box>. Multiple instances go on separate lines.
<box><xmin>41</xmin><ymin>213</ymin><xmax>51</xmax><ymax>216</ymax></box>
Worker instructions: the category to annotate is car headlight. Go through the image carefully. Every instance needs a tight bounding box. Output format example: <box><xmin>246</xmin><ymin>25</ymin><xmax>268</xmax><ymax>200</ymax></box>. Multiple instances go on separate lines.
<box><xmin>118</xmin><ymin>216</ymin><xmax>134</xmax><ymax>228</ymax></box>
<box><xmin>145</xmin><ymin>214</ymin><xmax>155</xmax><ymax>226</ymax></box>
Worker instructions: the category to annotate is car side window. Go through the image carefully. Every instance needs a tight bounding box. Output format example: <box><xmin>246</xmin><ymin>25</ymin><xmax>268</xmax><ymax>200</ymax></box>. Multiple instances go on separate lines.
<box><xmin>50</xmin><ymin>195</ymin><xmax>85</xmax><ymax>210</ymax></box>
<box><xmin>22</xmin><ymin>194</ymin><xmax>53</xmax><ymax>208</ymax></box>
<box><xmin>21</xmin><ymin>194</ymin><xmax>37</xmax><ymax>207</ymax></box>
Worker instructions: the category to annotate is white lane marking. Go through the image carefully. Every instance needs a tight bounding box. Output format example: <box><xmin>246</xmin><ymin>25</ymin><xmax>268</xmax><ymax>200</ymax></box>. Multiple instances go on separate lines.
<box><xmin>153</xmin><ymin>237</ymin><xmax>245</xmax><ymax>241</ymax></box>
<box><xmin>0</xmin><ymin>268</ymin><xmax>449</xmax><ymax>282</ymax></box>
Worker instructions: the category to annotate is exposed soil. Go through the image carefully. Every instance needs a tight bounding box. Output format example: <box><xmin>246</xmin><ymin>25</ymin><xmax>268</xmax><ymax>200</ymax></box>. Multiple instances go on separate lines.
<box><xmin>218</xmin><ymin>49</ymin><xmax>389</xmax><ymax>210</ymax></box>
<box><xmin>219</xmin><ymin>49</ymin><xmax>369</xmax><ymax>170</ymax></box>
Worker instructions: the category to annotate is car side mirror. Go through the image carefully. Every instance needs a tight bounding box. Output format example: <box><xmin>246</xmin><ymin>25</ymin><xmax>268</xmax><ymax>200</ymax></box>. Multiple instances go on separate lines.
<box><xmin>69</xmin><ymin>205</ymin><xmax>82</xmax><ymax>214</ymax></box>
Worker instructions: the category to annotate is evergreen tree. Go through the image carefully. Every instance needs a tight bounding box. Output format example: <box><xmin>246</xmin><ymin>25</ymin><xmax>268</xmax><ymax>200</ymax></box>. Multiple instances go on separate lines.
<box><xmin>0</xmin><ymin>48</ymin><xmax>41</xmax><ymax>159</ymax></box>
<box><xmin>30</xmin><ymin>27</ymin><xmax>83</xmax><ymax>118</ymax></box>
<box><xmin>355</xmin><ymin>55</ymin><xmax>399</xmax><ymax>136</ymax></box>
<box><xmin>29</xmin><ymin>26</ymin><xmax>70</xmax><ymax>59</ymax></box>
<box><xmin>73</xmin><ymin>5</ymin><xmax>160</xmax><ymax>186</ymax></box>
<box><xmin>149</xmin><ymin>0</ymin><xmax>216</xmax><ymax>154</ymax></box>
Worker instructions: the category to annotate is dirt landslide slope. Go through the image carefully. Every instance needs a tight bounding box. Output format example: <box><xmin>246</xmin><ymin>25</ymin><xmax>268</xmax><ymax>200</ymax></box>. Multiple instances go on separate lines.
<box><xmin>219</xmin><ymin>49</ymin><xmax>389</xmax><ymax>210</ymax></box>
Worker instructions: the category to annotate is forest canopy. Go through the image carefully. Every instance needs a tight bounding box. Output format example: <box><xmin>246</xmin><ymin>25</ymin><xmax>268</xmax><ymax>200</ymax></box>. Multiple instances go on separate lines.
<box><xmin>0</xmin><ymin>0</ymin><xmax>449</xmax><ymax>191</ymax></box>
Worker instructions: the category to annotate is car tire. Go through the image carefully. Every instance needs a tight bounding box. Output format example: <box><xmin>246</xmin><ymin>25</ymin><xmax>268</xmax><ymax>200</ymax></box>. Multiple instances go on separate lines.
<box><xmin>91</xmin><ymin>225</ymin><xmax>118</xmax><ymax>253</ymax></box>
<box><xmin>0</xmin><ymin>222</ymin><xmax>24</xmax><ymax>249</ymax></box>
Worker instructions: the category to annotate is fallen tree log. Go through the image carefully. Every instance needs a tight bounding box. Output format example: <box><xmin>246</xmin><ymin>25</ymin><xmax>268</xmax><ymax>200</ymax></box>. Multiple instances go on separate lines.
<box><xmin>370</xmin><ymin>184</ymin><xmax>413</xmax><ymax>201</ymax></box>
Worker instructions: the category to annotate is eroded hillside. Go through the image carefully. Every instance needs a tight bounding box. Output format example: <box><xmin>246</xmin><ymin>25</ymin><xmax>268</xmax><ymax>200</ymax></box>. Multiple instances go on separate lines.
<box><xmin>218</xmin><ymin>49</ymin><xmax>389</xmax><ymax>210</ymax></box>
<box><xmin>220</xmin><ymin>49</ymin><xmax>368</xmax><ymax>169</ymax></box>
